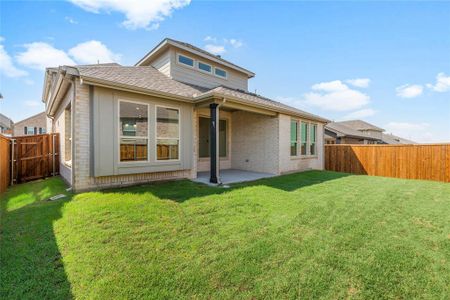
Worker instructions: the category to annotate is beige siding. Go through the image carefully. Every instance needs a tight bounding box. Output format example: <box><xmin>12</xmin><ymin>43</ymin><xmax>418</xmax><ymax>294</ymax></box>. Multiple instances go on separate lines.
<box><xmin>278</xmin><ymin>114</ymin><xmax>324</xmax><ymax>173</ymax></box>
<box><xmin>231</xmin><ymin>111</ymin><xmax>279</xmax><ymax>174</ymax></box>
<box><xmin>150</xmin><ymin>51</ymin><xmax>171</xmax><ymax>77</ymax></box>
<box><xmin>168</xmin><ymin>48</ymin><xmax>248</xmax><ymax>91</ymax></box>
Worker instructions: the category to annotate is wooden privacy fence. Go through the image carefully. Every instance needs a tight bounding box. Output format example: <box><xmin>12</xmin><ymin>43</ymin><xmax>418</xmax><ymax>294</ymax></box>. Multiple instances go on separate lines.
<box><xmin>0</xmin><ymin>135</ymin><xmax>10</xmax><ymax>193</ymax></box>
<box><xmin>325</xmin><ymin>144</ymin><xmax>450</xmax><ymax>182</ymax></box>
<box><xmin>0</xmin><ymin>133</ymin><xmax>60</xmax><ymax>192</ymax></box>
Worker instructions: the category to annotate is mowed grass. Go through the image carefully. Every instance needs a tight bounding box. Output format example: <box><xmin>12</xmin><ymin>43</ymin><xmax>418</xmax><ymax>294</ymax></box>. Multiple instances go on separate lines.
<box><xmin>1</xmin><ymin>171</ymin><xmax>449</xmax><ymax>299</ymax></box>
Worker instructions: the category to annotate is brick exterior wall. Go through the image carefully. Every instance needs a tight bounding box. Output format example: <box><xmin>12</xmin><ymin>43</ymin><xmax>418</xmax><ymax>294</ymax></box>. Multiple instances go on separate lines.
<box><xmin>13</xmin><ymin>112</ymin><xmax>47</xmax><ymax>136</ymax></box>
<box><xmin>278</xmin><ymin>114</ymin><xmax>324</xmax><ymax>173</ymax></box>
<box><xmin>231</xmin><ymin>111</ymin><xmax>280</xmax><ymax>174</ymax></box>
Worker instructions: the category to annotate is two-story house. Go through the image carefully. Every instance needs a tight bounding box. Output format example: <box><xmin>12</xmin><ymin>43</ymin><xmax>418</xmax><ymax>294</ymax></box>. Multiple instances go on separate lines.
<box><xmin>42</xmin><ymin>38</ymin><xmax>329</xmax><ymax>191</ymax></box>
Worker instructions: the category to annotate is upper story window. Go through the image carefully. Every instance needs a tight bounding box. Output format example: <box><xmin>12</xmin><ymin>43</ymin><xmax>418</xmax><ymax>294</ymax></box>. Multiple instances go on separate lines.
<box><xmin>198</xmin><ymin>61</ymin><xmax>212</xmax><ymax>73</ymax></box>
<box><xmin>177</xmin><ymin>54</ymin><xmax>194</xmax><ymax>67</ymax></box>
<box><xmin>214</xmin><ymin>67</ymin><xmax>227</xmax><ymax>78</ymax></box>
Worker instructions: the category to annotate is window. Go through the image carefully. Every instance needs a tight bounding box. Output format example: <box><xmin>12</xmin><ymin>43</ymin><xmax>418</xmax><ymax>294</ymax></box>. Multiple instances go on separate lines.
<box><xmin>119</xmin><ymin>101</ymin><xmax>148</xmax><ymax>162</ymax></box>
<box><xmin>290</xmin><ymin>120</ymin><xmax>298</xmax><ymax>156</ymax></box>
<box><xmin>178</xmin><ymin>54</ymin><xmax>194</xmax><ymax>67</ymax></box>
<box><xmin>214</xmin><ymin>67</ymin><xmax>227</xmax><ymax>78</ymax></box>
<box><xmin>65</xmin><ymin>105</ymin><xmax>72</xmax><ymax>164</ymax></box>
<box><xmin>198</xmin><ymin>61</ymin><xmax>212</xmax><ymax>73</ymax></box>
<box><xmin>310</xmin><ymin>124</ymin><xmax>317</xmax><ymax>155</ymax></box>
<box><xmin>301</xmin><ymin>122</ymin><xmax>308</xmax><ymax>155</ymax></box>
<box><xmin>199</xmin><ymin>117</ymin><xmax>227</xmax><ymax>158</ymax></box>
<box><xmin>156</xmin><ymin>107</ymin><xmax>179</xmax><ymax>160</ymax></box>
<box><xmin>25</xmin><ymin>126</ymin><xmax>34</xmax><ymax>135</ymax></box>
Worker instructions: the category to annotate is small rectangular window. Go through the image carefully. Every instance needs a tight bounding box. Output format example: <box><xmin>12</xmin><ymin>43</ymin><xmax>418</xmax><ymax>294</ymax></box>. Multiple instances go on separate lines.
<box><xmin>198</xmin><ymin>62</ymin><xmax>212</xmax><ymax>73</ymax></box>
<box><xmin>157</xmin><ymin>107</ymin><xmax>179</xmax><ymax>160</ymax></box>
<box><xmin>26</xmin><ymin>127</ymin><xmax>35</xmax><ymax>135</ymax></box>
<box><xmin>119</xmin><ymin>101</ymin><xmax>148</xmax><ymax>162</ymax></box>
<box><xmin>301</xmin><ymin>122</ymin><xmax>308</xmax><ymax>155</ymax></box>
<box><xmin>214</xmin><ymin>67</ymin><xmax>227</xmax><ymax>78</ymax></box>
<box><xmin>290</xmin><ymin>120</ymin><xmax>298</xmax><ymax>156</ymax></box>
<box><xmin>310</xmin><ymin>124</ymin><xmax>317</xmax><ymax>155</ymax></box>
<box><xmin>178</xmin><ymin>54</ymin><xmax>194</xmax><ymax>67</ymax></box>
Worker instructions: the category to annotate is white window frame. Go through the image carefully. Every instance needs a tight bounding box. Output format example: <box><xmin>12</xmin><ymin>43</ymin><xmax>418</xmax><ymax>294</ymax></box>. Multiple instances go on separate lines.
<box><xmin>197</xmin><ymin>61</ymin><xmax>212</xmax><ymax>74</ymax></box>
<box><xmin>118</xmin><ymin>99</ymin><xmax>150</xmax><ymax>164</ymax></box>
<box><xmin>177</xmin><ymin>53</ymin><xmax>195</xmax><ymax>68</ymax></box>
<box><xmin>155</xmin><ymin>105</ymin><xmax>181</xmax><ymax>162</ymax></box>
<box><xmin>290</xmin><ymin>119</ymin><xmax>319</xmax><ymax>158</ymax></box>
<box><xmin>290</xmin><ymin>119</ymin><xmax>299</xmax><ymax>157</ymax></box>
<box><xmin>214</xmin><ymin>67</ymin><xmax>228</xmax><ymax>79</ymax></box>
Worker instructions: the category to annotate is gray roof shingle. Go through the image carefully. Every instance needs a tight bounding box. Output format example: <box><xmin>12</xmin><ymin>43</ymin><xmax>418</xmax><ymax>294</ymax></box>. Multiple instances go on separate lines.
<box><xmin>68</xmin><ymin>64</ymin><xmax>327</xmax><ymax>122</ymax></box>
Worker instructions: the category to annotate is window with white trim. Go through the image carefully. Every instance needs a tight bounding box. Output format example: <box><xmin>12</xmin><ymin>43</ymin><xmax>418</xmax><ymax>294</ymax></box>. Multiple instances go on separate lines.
<box><xmin>119</xmin><ymin>101</ymin><xmax>148</xmax><ymax>162</ymax></box>
<box><xmin>156</xmin><ymin>107</ymin><xmax>179</xmax><ymax>160</ymax></box>
<box><xmin>214</xmin><ymin>67</ymin><xmax>227</xmax><ymax>78</ymax></box>
<box><xmin>178</xmin><ymin>54</ymin><xmax>194</xmax><ymax>67</ymax></box>
<box><xmin>198</xmin><ymin>61</ymin><xmax>212</xmax><ymax>73</ymax></box>
<box><xmin>290</xmin><ymin>120</ymin><xmax>298</xmax><ymax>156</ymax></box>
<box><xmin>310</xmin><ymin>124</ymin><xmax>317</xmax><ymax>155</ymax></box>
<box><xmin>300</xmin><ymin>122</ymin><xmax>308</xmax><ymax>155</ymax></box>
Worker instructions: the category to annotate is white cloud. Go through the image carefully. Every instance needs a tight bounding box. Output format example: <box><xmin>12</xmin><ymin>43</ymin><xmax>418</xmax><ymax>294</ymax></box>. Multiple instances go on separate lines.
<box><xmin>24</xmin><ymin>100</ymin><xmax>41</xmax><ymax>107</ymax></box>
<box><xmin>68</xmin><ymin>40</ymin><xmax>121</xmax><ymax>64</ymax></box>
<box><xmin>342</xmin><ymin>108</ymin><xmax>377</xmax><ymax>119</ymax></box>
<box><xmin>15</xmin><ymin>40</ymin><xmax>119</xmax><ymax>70</ymax></box>
<box><xmin>16</xmin><ymin>42</ymin><xmax>75</xmax><ymax>70</ymax></box>
<box><xmin>396</xmin><ymin>84</ymin><xmax>423</xmax><ymax>98</ymax></box>
<box><xmin>228</xmin><ymin>38</ymin><xmax>243</xmax><ymax>48</ymax></box>
<box><xmin>69</xmin><ymin>0</ymin><xmax>191</xmax><ymax>30</ymax></box>
<box><xmin>24</xmin><ymin>79</ymin><xmax>35</xmax><ymax>85</ymax></box>
<box><xmin>65</xmin><ymin>16</ymin><xmax>78</xmax><ymax>24</ymax></box>
<box><xmin>346</xmin><ymin>78</ymin><xmax>370</xmax><ymax>88</ymax></box>
<box><xmin>426</xmin><ymin>72</ymin><xmax>450</xmax><ymax>92</ymax></box>
<box><xmin>0</xmin><ymin>44</ymin><xmax>28</xmax><ymax>78</ymax></box>
<box><xmin>304</xmin><ymin>80</ymin><xmax>370</xmax><ymax>111</ymax></box>
<box><xmin>204</xmin><ymin>44</ymin><xmax>226</xmax><ymax>55</ymax></box>
<box><xmin>384</xmin><ymin>122</ymin><xmax>434</xmax><ymax>143</ymax></box>
<box><xmin>204</xmin><ymin>36</ymin><xmax>217</xmax><ymax>42</ymax></box>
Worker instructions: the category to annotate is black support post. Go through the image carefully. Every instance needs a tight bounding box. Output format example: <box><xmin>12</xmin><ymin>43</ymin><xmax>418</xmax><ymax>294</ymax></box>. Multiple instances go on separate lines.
<box><xmin>209</xmin><ymin>103</ymin><xmax>219</xmax><ymax>183</ymax></box>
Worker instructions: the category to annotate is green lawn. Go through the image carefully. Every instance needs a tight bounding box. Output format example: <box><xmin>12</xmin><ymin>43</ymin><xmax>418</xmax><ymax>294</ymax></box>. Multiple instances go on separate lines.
<box><xmin>1</xmin><ymin>171</ymin><xmax>449</xmax><ymax>299</ymax></box>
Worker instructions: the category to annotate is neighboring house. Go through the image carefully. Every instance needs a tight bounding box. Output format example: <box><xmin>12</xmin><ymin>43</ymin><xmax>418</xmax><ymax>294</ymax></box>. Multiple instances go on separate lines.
<box><xmin>381</xmin><ymin>133</ymin><xmax>416</xmax><ymax>144</ymax></box>
<box><xmin>42</xmin><ymin>38</ymin><xmax>329</xmax><ymax>192</ymax></box>
<box><xmin>325</xmin><ymin>119</ymin><xmax>415</xmax><ymax>144</ymax></box>
<box><xmin>0</xmin><ymin>113</ymin><xmax>14</xmax><ymax>135</ymax></box>
<box><xmin>13</xmin><ymin>112</ymin><xmax>47</xmax><ymax>136</ymax></box>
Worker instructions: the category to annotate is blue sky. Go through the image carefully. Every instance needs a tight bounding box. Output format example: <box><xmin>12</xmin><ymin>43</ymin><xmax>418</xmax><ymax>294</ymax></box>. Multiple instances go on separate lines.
<box><xmin>1</xmin><ymin>0</ymin><xmax>449</xmax><ymax>142</ymax></box>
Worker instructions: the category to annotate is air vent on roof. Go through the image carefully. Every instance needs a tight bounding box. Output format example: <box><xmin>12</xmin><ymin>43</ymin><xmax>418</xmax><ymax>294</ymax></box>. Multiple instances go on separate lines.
<box><xmin>216</xmin><ymin>55</ymin><xmax>221</xmax><ymax>58</ymax></box>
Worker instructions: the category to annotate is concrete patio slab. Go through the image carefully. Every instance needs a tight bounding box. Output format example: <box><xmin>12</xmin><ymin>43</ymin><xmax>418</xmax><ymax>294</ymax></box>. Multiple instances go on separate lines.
<box><xmin>193</xmin><ymin>169</ymin><xmax>276</xmax><ymax>186</ymax></box>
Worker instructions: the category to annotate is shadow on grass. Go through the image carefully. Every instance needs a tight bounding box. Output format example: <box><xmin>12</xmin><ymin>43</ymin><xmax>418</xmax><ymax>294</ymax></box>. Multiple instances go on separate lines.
<box><xmin>101</xmin><ymin>170</ymin><xmax>351</xmax><ymax>203</ymax></box>
<box><xmin>0</xmin><ymin>178</ymin><xmax>73</xmax><ymax>299</ymax></box>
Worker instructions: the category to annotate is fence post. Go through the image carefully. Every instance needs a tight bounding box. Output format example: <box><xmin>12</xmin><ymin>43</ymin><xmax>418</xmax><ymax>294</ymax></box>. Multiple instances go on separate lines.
<box><xmin>52</xmin><ymin>134</ymin><xmax>56</xmax><ymax>176</ymax></box>
<box><xmin>10</xmin><ymin>139</ymin><xmax>14</xmax><ymax>186</ymax></box>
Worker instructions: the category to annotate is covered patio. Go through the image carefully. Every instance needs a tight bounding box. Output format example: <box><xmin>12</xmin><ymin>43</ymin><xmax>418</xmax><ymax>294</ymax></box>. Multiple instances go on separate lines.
<box><xmin>194</xmin><ymin>94</ymin><xmax>280</xmax><ymax>185</ymax></box>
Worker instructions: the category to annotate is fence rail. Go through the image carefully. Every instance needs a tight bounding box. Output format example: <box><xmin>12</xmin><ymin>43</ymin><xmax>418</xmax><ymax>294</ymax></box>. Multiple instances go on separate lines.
<box><xmin>325</xmin><ymin>144</ymin><xmax>450</xmax><ymax>182</ymax></box>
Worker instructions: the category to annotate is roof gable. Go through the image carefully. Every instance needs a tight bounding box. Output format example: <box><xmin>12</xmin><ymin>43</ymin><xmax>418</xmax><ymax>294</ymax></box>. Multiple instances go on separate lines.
<box><xmin>135</xmin><ymin>38</ymin><xmax>255</xmax><ymax>78</ymax></box>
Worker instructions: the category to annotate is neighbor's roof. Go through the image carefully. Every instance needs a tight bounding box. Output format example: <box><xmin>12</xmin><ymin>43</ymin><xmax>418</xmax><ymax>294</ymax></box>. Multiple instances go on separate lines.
<box><xmin>337</xmin><ymin>120</ymin><xmax>385</xmax><ymax>132</ymax></box>
<box><xmin>382</xmin><ymin>133</ymin><xmax>416</xmax><ymax>144</ymax></box>
<box><xmin>14</xmin><ymin>111</ymin><xmax>46</xmax><ymax>125</ymax></box>
<box><xmin>46</xmin><ymin>63</ymin><xmax>328</xmax><ymax>122</ymax></box>
<box><xmin>135</xmin><ymin>38</ymin><xmax>255</xmax><ymax>78</ymax></box>
<box><xmin>325</xmin><ymin>122</ymin><xmax>379</xmax><ymax>140</ymax></box>
<box><xmin>0</xmin><ymin>113</ymin><xmax>14</xmax><ymax>127</ymax></box>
